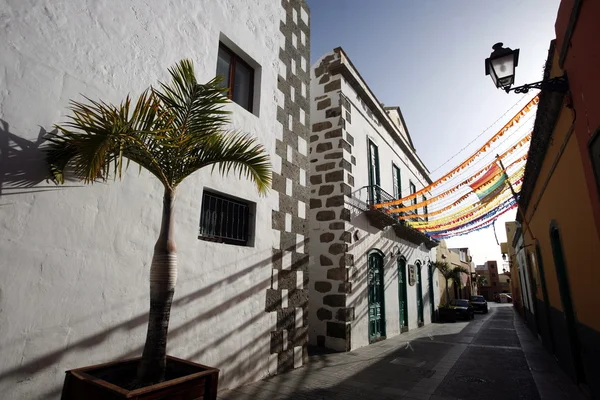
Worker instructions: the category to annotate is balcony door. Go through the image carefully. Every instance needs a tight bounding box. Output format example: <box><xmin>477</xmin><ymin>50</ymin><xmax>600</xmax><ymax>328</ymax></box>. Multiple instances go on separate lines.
<box><xmin>368</xmin><ymin>139</ymin><xmax>381</xmax><ymax>204</ymax></box>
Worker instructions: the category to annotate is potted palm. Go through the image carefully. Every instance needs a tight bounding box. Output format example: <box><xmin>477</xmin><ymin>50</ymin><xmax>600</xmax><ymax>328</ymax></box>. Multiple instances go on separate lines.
<box><xmin>433</xmin><ymin>261</ymin><xmax>468</xmax><ymax>323</ymax></box>
<box><xmin>47</xmin><ymin>60</ymin><xmax>271</xmax><ymax>400</ymax></box>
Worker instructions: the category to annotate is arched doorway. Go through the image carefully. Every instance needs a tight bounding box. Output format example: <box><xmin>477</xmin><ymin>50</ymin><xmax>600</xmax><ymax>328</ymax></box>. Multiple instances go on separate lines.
<box><xmin>368</xmin><ymin>250</ymin><xmax>386</xmax><ymax>342</ymax></box>
<box><xmin>397</xmin><ymin>257</ymin><xmax>408</xmax><ymax>332</ymax></box>
<box><xmin>416</xmin><ymin>261</ymin><xmax>424</xmax><ymax>327</ymax></box>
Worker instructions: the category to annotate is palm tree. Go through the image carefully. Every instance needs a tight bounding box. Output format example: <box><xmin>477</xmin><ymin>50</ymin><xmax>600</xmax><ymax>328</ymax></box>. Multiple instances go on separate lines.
<box><xmin>452</xmin><ymin>266</ymin><xmax>469</xmax><ymax>299</ymax></box>
<box><xmin>433</xmin><ymin>261</ymin><xmax>469</xmax><ymax>304</ymax></box>
<box><xmin>45</xmin><ymin>59</ymin><xmax>271</xmax><ymax>386</ymax></box>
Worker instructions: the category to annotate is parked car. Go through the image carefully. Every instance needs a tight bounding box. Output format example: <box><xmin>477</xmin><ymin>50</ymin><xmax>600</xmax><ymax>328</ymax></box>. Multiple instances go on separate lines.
<box><xmin>470</xmin><ymin>295</ymin><xmax>488</xmax><ymax>313</ymax></box>
<box><xmin>449</xmin><ymin>299</ymin><xmax>474</xmax><ymax>320</ymax></box>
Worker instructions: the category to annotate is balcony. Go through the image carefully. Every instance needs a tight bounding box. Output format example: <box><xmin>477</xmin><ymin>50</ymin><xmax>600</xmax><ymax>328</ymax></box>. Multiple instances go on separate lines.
<box><xmin>351</xmin><ymin>185</ymin><xmax>438</xmax><ymax>249</ymax></box>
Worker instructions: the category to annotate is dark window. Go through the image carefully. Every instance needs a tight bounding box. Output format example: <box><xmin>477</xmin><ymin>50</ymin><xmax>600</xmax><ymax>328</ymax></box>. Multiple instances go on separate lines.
<box><xmin>590</xmin><ymin>127</ymin><xmax>600</xmax><ymax>197</ymax></box>
<box><xmin>199</xmin><ymin>191</ymin><xmax>251</xmax><ymax>246</ymax></box>
<box><xmin>392</xmin><ymin>164</ymin><xmax>401</xmax><ymax>199</ymax></box>
<box><xmin>410</xmin><ymin>181</ymin><xmax>417</xmax><ymax>215</ymax></box>
<box><xmin>423</xmin><ymin>195</ymin><xmax>428</xmax><ymax>221</ymax></box>
<box><xmin>216</xmin><ymin>44</ymin><xmax>254</xmax><ymax>112</ymax></box>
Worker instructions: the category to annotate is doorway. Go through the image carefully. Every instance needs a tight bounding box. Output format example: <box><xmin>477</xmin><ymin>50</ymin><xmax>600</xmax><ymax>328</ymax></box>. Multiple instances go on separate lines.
<box><xmin>368</xmin><ymin>250</ymin><xmax>386</xmax><ymax>342</ymax></box>
<box><xmin>397</xmin><ymin>258</ymin><xmax>409</xmax><ymax>332</ymax></box>
<box><xmin>416</xmin><ymin>261</ymin><xmax>424</xmax><ymax>327</ymax></box>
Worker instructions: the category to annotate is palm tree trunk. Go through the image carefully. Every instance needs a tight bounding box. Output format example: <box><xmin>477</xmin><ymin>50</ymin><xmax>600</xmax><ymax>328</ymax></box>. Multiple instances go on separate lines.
<box><xmin>137</xmin><ymin>187</ymin><xmax>178</xmax><ymax>386</ymax></box>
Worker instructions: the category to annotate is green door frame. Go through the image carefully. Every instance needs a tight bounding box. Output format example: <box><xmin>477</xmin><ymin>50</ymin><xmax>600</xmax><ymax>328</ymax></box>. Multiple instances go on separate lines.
<box><xmin>549</xmin><ymin>222</ymin><xmax>586</xmax><ymax>385</ymax></box>
<box><xmin>416</xmin><ymin>261</ymin><xmax>424</xmax><ymax>326</ymax></box>
<box><xmin>368</xmin><ymin>250</ymin><xmax>386</xmax><ymax>343</ymax></box>
<box><xmin>397</xmin><ymin>257</ymin><xmax>409</xmax><ymax>332</ymax></box>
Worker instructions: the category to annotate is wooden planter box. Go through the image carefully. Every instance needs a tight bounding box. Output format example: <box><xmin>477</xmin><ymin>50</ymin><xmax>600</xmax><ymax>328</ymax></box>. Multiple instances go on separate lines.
<box><xmin>61</xmin><ymin>355</ymin><xmax>219</xmax><ymax>400</ymax></box>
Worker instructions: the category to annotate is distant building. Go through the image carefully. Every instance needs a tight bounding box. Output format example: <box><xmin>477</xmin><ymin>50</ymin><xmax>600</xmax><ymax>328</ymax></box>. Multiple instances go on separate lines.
<box><xmin>476</xmin><ymin>261</ymin><xmax>500</xmax><ymax>301</ymax></box>
<box><xmin>308</xmin><ymin>47</ymin><xmax>438</xmax><ymax>352</ymax></box>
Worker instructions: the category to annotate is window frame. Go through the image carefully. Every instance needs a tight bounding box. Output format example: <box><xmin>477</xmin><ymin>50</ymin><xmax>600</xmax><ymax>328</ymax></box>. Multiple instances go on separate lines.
<box><xmin>422</xmin><ymin>194</ymin><xmax>428</xmax><ymax>221</ymax></box>
<box><xmin>217</xmin><ymin>43</ymin><xmax>255</xmax><ymax>112</ymax></box>
<box><xmin>409</xmin><ymin>181</ymin><xmax>417</xmax><ymax>215</ymax></box>
<box><xmin>392</xmin><ymin>163</ymin><xmax>402</xmax><ymax>199</ymax></box>
<box><xmin>198</xmin><ymin>190</ymin><xmax>254</xmax><ymax>246</ymax></box>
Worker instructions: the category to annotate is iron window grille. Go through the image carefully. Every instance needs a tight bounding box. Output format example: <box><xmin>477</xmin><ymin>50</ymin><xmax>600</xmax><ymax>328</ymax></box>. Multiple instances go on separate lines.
<box><xmin>199</xmin><ymin>191</ymin><xmax>251</xmax><ymax>246</ymax></box>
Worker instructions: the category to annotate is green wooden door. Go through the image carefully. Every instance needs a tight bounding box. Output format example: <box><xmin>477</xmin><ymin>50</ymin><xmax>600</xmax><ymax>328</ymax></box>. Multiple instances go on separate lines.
<box><xmin>398</xmin><ymin>258</ymin><xmax>409</xmax><ymax>331</ymax></box>
<box><xmin>550</xmin><ymin>225</ymin><xmax>586</xmax><ymax>384</ymax></box>
<box><xmin>416</xmin><ymin>262</ymin><xmax>424</xmax><ymax>326</ymax></box>
<box><xmin>368</xmin><ymin>252</ymin><xmax>386</xmax><ymax>342</ymax></box>
<box><xmin>367</xmin><ymin>140</ymin><xmax>381</xmax><ymax>204</ymax></box>
<box><xmin>428</xmin><ymin>263</ymin><xmax>435</xmax><ymax>321</ymax></box>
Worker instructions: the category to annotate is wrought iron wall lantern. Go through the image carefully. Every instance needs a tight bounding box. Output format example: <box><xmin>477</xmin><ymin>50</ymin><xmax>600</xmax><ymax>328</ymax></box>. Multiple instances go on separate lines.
<box><xmin>485</xmin><ymin>42</ymin><xmax>568</xmax><ymax>94</ymax></box>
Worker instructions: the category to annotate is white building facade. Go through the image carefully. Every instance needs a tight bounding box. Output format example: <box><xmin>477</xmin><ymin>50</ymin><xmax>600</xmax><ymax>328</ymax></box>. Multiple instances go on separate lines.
<box><xmin>0</xmin><ymin>1</ymin><xmax>310</xmax><ymax>398</ymax></box>
<box><xmin>308</xmin><ymin>48</ymin><xmax>439</xmax><ymax>352</ymax></box>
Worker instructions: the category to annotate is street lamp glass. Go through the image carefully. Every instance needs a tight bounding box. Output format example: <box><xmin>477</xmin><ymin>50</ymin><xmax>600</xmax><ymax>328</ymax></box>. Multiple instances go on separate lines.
<box><xmin>490</xmin><ymin>54</ymin><xmax>516</xmax><ymax>88</ymax></box>
<box><xmin>485</xmin><ymin>43</ymin><xmax>520</xmax><ymax>90</ymax></box>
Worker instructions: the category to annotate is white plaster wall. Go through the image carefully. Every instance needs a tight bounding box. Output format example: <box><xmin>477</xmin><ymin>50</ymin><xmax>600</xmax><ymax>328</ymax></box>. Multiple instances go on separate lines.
<box><xmin>340</xmin><ymin>78</ymin><xmax>429</xmax><ymax>201</ymax></box>
<box><xmin>338</xmin><ymin>75</ymin><xmax>437</xmax><ymax>350</ymax></box>
<box><xmin>347</xmin><ymin>216</ymin><xmax>437</xmax><ymax>350</ymax></box>
<box><xmin>0</xmin><ymin>1</ymin><xmax>287</xmax><ymax>398</ymax></box>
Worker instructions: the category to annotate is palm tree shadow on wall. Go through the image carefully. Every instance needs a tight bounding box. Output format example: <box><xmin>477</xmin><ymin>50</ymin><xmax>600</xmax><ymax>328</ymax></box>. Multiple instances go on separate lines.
<box><xmin>0</xmin><ymin>119</ymin><xmax>81</xmax><ymax>198</ymax></box>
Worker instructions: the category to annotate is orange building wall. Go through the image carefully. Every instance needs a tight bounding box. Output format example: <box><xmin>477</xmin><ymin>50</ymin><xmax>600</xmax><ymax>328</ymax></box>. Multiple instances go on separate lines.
<box><xmin>522</xmin><ymin>51</ymin><xmax>600</xmax><ymax>332</ymax></box>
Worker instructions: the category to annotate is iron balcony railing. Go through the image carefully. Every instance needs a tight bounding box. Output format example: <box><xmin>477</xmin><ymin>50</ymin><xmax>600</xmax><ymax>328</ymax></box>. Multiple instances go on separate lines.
<box><xmin>350</xmin><ymin>185</ymin><xmax>423</xmax><ymax>224</ymax></box>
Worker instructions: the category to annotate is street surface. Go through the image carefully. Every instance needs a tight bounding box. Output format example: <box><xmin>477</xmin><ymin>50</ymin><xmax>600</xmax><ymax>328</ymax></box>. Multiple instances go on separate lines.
<box><xmin>219</xmin><ymin>304</ymin><xmax>586</xmax><ymax>400</ymax></box>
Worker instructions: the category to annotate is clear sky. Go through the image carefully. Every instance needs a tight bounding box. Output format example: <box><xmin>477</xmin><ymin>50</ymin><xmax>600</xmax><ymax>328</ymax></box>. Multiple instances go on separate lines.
<box><xmin>306</xmin><ymin>0</ymin><xmax>561</xmax><ymax>266</ymax></box>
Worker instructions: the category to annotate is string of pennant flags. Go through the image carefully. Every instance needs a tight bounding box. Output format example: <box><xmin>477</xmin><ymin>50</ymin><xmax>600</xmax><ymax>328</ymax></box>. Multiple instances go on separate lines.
<box><xmin>370</xmin><ymin>95</ymin><xmax>538</xmax><ymax>239</ymax></box>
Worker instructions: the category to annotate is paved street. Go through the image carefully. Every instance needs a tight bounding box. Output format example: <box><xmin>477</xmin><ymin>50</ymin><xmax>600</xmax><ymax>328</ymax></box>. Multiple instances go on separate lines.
<box><xmin>219</xmin><ymin>304</ymin><xmax>586</xmax><ymax>400</ymax></box>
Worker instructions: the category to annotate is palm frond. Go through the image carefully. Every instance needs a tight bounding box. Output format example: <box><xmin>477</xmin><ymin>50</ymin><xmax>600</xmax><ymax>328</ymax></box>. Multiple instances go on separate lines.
<box><xmin>153</xmin><ymin>59</ymin><xmax>230</xmax><ymax>140</ymax></box>
<box><xmin>46</xmin><ymin>89</ymin><xmax>170</xmax><ymax>186</ymax></box>
<box><xmin>177</xmin><ymin>131</ymin><xmax>271</xmax><ymax>193</ymax></box>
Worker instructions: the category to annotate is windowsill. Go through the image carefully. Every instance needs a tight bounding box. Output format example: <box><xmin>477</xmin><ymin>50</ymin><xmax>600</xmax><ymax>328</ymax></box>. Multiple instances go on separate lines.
<box><xmin>198</xmin><ymin>235</ymin><xmax>252</xmax><ymax>247</ymax></box>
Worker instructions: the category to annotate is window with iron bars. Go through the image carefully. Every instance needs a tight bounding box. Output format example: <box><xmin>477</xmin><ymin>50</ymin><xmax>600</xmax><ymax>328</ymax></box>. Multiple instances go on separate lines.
<box><xmin>199</xmin><ymin>191</ymin><xmax>253</xmax><ymax>246</ymax></box>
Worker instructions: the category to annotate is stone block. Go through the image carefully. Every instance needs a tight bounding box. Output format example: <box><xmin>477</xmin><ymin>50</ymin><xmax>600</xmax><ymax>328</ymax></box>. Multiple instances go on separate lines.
<box><xmin>327</xmin><ymin>268</ymin><xmax>346</xmax><ymax>281</ymax></box>
<box><xmin>323</xmin><ymin>294</ymin><xmax>346</xmax><ymax>307</ymax></box>
<box><xmin>324</xmin><ymin>151</ymin><xmax>343</xmax><ymax>159</ymax></box>
<box><xmin>316</xmin><ymin>98</ymin><xmax>331</xmax><ymax>110</ymax></box>
<box><xmin>325</xmin><ymin>106</ymin><xmax>341</xmax><ymax>118</ymax></box>
<box><xmin>339</xmin><ymin>253</ymin><xmax>354</xmax><ymax>268</ymax></box>
<box><xmin>316</xmin><ymin>210</ymin><xmax>335</xmax><ymax>221</ymax></box>
<box><xmin>313</xmin><ymin>121</ymin><xmax>333</xmax><ymax>132</ymax></box>
<box><xmin>320</xmin><ymin>232</ymin><xmax>335</xmax><ymax>243</ymax></box>
<box><xmin>310</xmin><ymin>134</ymin><xmax>319</xmax><ymax>143</ymax></box>
<box><xmin>329</xmin><ymin>243</ymin><xmax>347</xmax><ymax>255</ymax></box>
<box><xmin>338</xmin><ymin>139</ymin><xmax>351</xmax><ymax>152</ymax></box>
<box><xmin>326</xmin><ymin>195</ymin><xmax>345</xmax><ymax>207</ymax></box>
<box><xmin>320</xmin><ymin>255</ymin><xmax>333</xmax><ymax>266</ymax></box>
<box><xmin>265</xmin><ymin>289</ymin><xmax>281</xmax><ymax>312</ymax></box>
<box><xmin>326</xmin><ymin>321</ymin><xmax>349</xmax><ymax>339</ymax></box>
<box><xmin>338</xmin><ymin>282</ymin><xmax>352</xmax><ymax>294</ymax></box>
<box><xmin>317</xmin><ymin>308</ymin><xmax>332</xmax><ymax>321</ymax></box>
<box><xmin>340</xmin><ymin>208</ymin><xmax>351</xmax><ymax>222</ymax></box>
<box><xmin>314</xmin><ymin>281</ymin><xmax>332</xmax><ymax>293</ymax></box>
<box><xmin>309</xmin><ymin>198</ymin><xmax>322</xmax><ymax>209</ymax></box>
<box><xmin>319</xmin><ymin>184</ymin><xmax>334</xmax><ymax>195</ymax></box>
<box><xmin>316</xmin><ymin>142</ymin><xmax>333</xmax><ymax>153</ymax></box>
<box><xmin>324</xmin><ymin>128</ymin><xmax>343</xmax><ymax>139</ymax></box>
<box><xmin>325</xmin><ymin>170</ymin><xmax>344</xmax><ymax>182</ymax></box>
<box><xmin>310</xmin><ymin>174</ymin><xmax>322</xmax><ymax>184</ymax></box>
<box><xmin>336</xmin><ymin>307</ymin><xmax>355</xmax><ymax>322</ymax></box>
<box><xmin>329</xmin><ymin>222</ymin><xmax>345</xmax><ymax>230</ymax></box>
<box><xmin>316</xmin><ymin>162</ymin><xmax>336</xmax><ymax>172</ymax></box>
<box><xmin>339</xmin><ymin>231</ymin><xmax>352</xmax><ymax>243</ymax></box>
<box><xmin>324</xmin><ymin>79</ymin><xmax>341</xmax><ymax>93</ymax></box>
